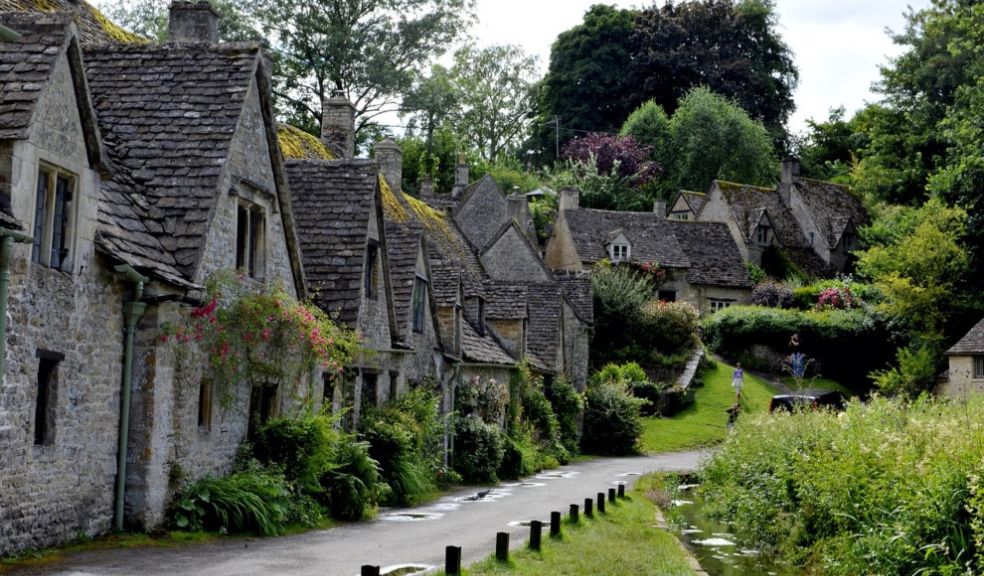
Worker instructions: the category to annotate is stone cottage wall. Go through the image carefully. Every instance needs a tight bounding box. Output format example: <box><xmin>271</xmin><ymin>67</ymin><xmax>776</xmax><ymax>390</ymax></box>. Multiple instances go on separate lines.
<box><xmin>561</xmin><ymin>301</ymin><xmax>589</xmax><ymax>390</ymax></box>
<box><xmin>941</xmin><ymin>356</ymin><xmax>984</xmax><ymax>399</ymax></box>
<box><xmin>480</xmin><ymin>226</ymin><xmax>551</xmax><ymax>283</ymax></box>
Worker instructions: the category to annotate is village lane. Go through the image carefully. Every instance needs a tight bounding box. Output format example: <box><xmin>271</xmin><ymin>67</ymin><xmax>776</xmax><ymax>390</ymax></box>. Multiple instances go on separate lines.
<box><xmin>18</xmin><ymin>450</ymin><xmax>710</xmax><ymax>576</ymax></box>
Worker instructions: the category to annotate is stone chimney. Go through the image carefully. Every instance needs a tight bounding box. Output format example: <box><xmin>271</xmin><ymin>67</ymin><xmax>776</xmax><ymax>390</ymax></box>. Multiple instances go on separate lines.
<box><xmin>507</xmin><ymin>194</ymin><xmax>529</xmax><ymax>225</ymax></box>
<box><xmin>375</xmin><ymin>138</ymin><xmax>402</xmax><ymax>192</ymax></box>
<box><xmin>321</xmin><ymin>92</ymin><xmax>355</xmax><ymax>160</ymax></box>
<box><xmin>167</xmin><ymin>1</ymin><xmax>219</xmax><ymax>44</ymax></box>
<box><xmin>451</xmin><ymin>153</ymin><xmax>469</xmax><ymax>198</ymax></box>
<box><xmin>779</xmin><ymin>156</ymin><xmax>800</xmax><ymax>206</ymax></box>
<box><xmin>653</xmin><ymin>200</ymin><xmax>666</xmax><ymax>218</ymax></box>
<box><xmin>558</xmin><ymin>187</ymin><xmax>580</xmax><ymax>211</ymax></box>
<box><xmin>419</xmin><ymin>174</ymin><xmax>434</xmax><ymax>200</ymax></box>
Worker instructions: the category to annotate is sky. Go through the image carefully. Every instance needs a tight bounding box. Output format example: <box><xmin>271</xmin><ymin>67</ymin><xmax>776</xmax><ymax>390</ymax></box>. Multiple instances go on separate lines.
<box><xmin>468</xmin><ymin>0</ymin><xmax>931</xmax><ymax>133</ymax></box>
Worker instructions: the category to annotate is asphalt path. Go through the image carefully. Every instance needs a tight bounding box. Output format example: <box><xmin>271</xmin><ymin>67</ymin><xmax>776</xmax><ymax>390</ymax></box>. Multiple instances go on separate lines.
<box><xmin>18</xmin><ymin>450</ymin><xmax>710</xmax><ymax>576</ymax></box>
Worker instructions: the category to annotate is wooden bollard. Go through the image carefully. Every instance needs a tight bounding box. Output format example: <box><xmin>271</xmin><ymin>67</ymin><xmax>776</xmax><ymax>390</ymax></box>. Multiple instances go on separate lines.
<box><xmin>618</xmin><ymin>483</ymin><xmax>626</xmax><ymax>498</ymax></box>
<box><xmin>584</xmin><ymin>497</ymin><xmax>593</xmax><ymax>518</ymax></box>
<box><xmin>495</xmin><ymin>532</ymin><xmax>509</xmax><ymax>562</ymax></box>
<box><xmin>445</xmin><ymin>545</ymin><xmax>462</xmax><ymax>575</ymax></box>
<box><xmin>361</xmin><ymin>566</ymin><xmax>380</xmax><ymax>576</ymax></box>
<box><xmin>608</xmin><ymin>487</ymin><xmax>616</xmax><ymax>503</ymax></box>
<box><xmin>597</xmin><ymin>492</ymin><xmax>606</xmax><ymax>514</ymax></box>
<box><xmin>550</xmin><ymin>511</ymin><xmax>562</xmax><ymax>537</ymax></box>
<box><xmin>529</xmin><ymin>520</ymin><xmax>543</xmax><ymax>551</ymax></box>
<box><xmin>569</xmin><ymin>503</ymin><xmax>579</xmax><ymax>524</ymax></box>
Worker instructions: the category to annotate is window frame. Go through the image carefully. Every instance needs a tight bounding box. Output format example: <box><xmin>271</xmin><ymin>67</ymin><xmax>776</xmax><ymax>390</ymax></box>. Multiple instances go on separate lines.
<box><xmin>610</xmin><ymin>242</ymin><xmax>630</xmax><ymax>264</ymax></box>
<box><xmin>709</xmin><ymin>298</ymin><xmax>736</xmax><ymax>313</ymax></box>
<box><xmin>412</xmin><ymin>275</ymin><xmax>428</xmax><ymax>334</ymax></box>
<box><xmin>236</xmin><ymin>202</ymin><xmax>266</xmax><ymax>280</ymax></box>
<box><xmin>31</xmin><ymin>165</ymin><xmax>76</xmax><ymax>271</ymax></box>
<box><xmin>34</xmin><ymin>350</ymin><xmax>62</xmax><ymax>447</ymax></box>
<box><xmin>364</xmin><ymin>241</ymin><xmax>379</xmax><ymax>299</ymax></box>
<box><xmin>974</xmin><ymin>356</ymin><xmax>984</xmax><ymax>380</ymax></box>
<box><xmin>756</xmin><ymin>225</ymin><xmax>770</xmax><ymax>245</ymax></box>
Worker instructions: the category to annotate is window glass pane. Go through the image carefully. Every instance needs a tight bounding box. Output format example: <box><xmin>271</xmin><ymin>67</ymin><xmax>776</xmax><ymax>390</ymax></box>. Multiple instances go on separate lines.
<box><xmin>34</xmin><ymin>357</ymin><xmax>58</xmax><ymax>446</ymax></box>
<box><xmin>975</xmin><ymin>356</ymin><xmax>984</xmax><ymax>379</ymax></box>
<box><xmin>365</xmin><ymin>244</ymin><xmax>378</xmax><ymax>297</ymax></box>
<box><xmin>412</xmin><ymin>277</ymin><xmax>427</xmax><ymax>333</ymax></box>
<box><xmin>236</xmin><ymin>205</ymin><xmax>249</xmax><ymax>271</ymax></box>
<box><xmin>50</xmin><ymin>177</ymin><xmax>70</xmax><ymax>269</ymax></box>
<box><xmin>249</xmin><ymin>209</ymin><xmax>263</xmax><ymax>278</ymax></box>
<box><xmin>32</xmin><ymin>171</ymin><xmax>48</xmax><ymax>264</ymax></box>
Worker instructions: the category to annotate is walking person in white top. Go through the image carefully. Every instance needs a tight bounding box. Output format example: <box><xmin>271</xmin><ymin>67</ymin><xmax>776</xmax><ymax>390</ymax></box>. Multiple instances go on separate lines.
<box><xmin>732</xmin><ymin>362</ymin><xmax>744</xmax><ymax>401</ymax></box>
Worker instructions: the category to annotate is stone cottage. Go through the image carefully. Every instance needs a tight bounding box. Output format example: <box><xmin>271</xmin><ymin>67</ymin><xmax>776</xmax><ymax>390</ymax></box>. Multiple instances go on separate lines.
<box><xmin>545</xmin><ymin>188</ymin><xmax>752</xmax><ymax>314</ymax></box>
<box><xmin>940</xmin><ymin>317</ymin><xmax>984</xmax><ymax>399</ymax></box>
<box><xmin>688</xmin><ymin>158</ymin><xmax>867</xmax><ymax>275</ymax></box>
<box><xmin>0</xmin><ymin>1</ymin><xmax>309</xmax><ymax>553</ymax></box>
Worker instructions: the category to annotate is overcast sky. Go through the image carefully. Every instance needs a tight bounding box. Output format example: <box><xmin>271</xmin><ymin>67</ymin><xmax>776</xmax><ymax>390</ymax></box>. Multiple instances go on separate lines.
<box><xmin>468</xmin><ymin>0</ymin><xmax>930</xmax><ymax>133</ymax></box>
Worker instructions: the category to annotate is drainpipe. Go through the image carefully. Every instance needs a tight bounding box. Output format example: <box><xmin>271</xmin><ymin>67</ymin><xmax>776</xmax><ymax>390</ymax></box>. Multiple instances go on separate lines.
<box><xmin>0</xmin><ymin>24</ymin><xmax>21</xmax><ymax>42</ymax></box>
<box><xmin>0</xmin><ymin>228</ymin><xmax>33</xmax><ymax>389</ymax></box>
<box><xmin>113</xmin><ymin>264</ymin><xmax>149</xmax><ymax>532</ymax></box>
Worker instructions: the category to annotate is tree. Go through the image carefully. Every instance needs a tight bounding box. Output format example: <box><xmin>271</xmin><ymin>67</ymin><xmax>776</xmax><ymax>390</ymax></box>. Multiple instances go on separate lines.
<box><xmin>796</xmin><ymin>107</ymin><xmax>867</xmax><ymax>182</ymax></box>
<box><xmin>257</xmin><ymin>0</ymin><xmax>474</xmax><ymax>142</ymax></box>
<box><xmin>619</xmin><ymin>100</ymin><xmax>671</xmax><ymax>165</ymax></box>
<box><xmin>445</xmin><ymin>44</ymin><xmax>539</xmax><ymax>163</ymax></box>
<box><xmin>665</xmin><ymin>87</ymin><xmax>776</xmax><ymax>191</ymax></box>
<box><xmin>401</xmin><ymin>64</ymin><xmax>458</xmax><ymax>158</ymax></box>
<box><xmin>556</xmin><ymin>133</ymin><xmax>661</xmax><ymax>211</ymax></box>
<box><xmin>102</xmin><ymin>0</ymin><xmax>263</xmax><ymax>42</ymax></box>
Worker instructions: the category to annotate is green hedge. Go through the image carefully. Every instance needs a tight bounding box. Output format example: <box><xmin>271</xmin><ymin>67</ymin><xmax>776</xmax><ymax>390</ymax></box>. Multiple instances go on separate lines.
<box><xmin>701</xmin><ymin>305</ymin><xmax>894</xmax><ymax>391</ymax></box>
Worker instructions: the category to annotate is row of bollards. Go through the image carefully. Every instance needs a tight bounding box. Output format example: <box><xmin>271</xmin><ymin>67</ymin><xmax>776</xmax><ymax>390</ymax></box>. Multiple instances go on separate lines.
<box><xmin>360</xmin><ymin>483</ymin><xmax>629</xmax><ymax>575</ymax></box>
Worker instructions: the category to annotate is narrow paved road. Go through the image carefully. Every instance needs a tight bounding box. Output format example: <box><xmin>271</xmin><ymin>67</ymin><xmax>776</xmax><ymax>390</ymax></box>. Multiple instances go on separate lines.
<box><xmin>18</xmin><ymin>451</ymin><xmax>710</xmax><ymax>576</ymax></box>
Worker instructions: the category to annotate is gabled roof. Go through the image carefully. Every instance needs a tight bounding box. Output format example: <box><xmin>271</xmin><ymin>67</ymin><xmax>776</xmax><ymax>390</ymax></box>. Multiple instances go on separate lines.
<box><xmin>793</xmin><ymin>178</ymin><xmax>867</xmax><ymax>248</ymax></box>
<box><xmin>461</xmin><ymin>318</ymin><xmax>515</xmax><ymax>366</ymax></box>
<box><xmin>0</xmin><ymin>0</ymin><xmax>145</xmax><ymax>45</ymax></box>
<box><xmin>0</xmin><ymin>12</ymin><xmax>70</xmax><ymax>140</ymax></box>
<box><xmin>457</xmin><ymin>173</ymin><xmax>502</xmax><ymax>212</ymax></box>
<box><xmin>277</xmin><ymin>123</ymin><xmax>334</xmax><ymax>161</ymax></box>
<box><xmin>84</xmin><ymin>43</ymin><xmax>262</xmax><ymax>277</ymax></box>
<box><xmin>667</xmin><ymin>220</ymin><xmax>753</xmax><ymax>289</ymax></box>
<box><xmin>384</xmin><ymin>217</ymin><xmax>424</xmax><ymax>331</ymax></box>
<box><xmin>286</xmin><ymin>159</ymin><xmax>378</xmax><ymax>327</ymax></box>
<box><xmin>428</xmin><ymin>261</ymin><xmax>461</xmax><ymax>307</ymax></box>
<box><xmin>553</xmin><ymin>270</ymin><xmax>593</xmax><ymax>324</ymax></box>
<box><xmin>715</xmin><ymin>181</ymin><xmax>806</xmax><ymax>248</ymax></box>
<box><xmin>948</xmin><ymin>317</ymin><xmax>984</xmax><ymax>356</ymax></box>
<box><xmin>562</xmin><ymin>208</ymin><xmax>690</xmax><ymax>268</ymax></box>
<box><xmin>484</xmin><ymin>281</ymin><xmax>528</xmax><ymax>320</ymax></box>
<box><xmin>526</xmin><ymin>282</ymin><xmax>562</xmax><ymax>370</ymax></box>
<box><xmin>675</xmin><ymin>190</ymin><xmax>707</xmax><ymax>215</ymax></box>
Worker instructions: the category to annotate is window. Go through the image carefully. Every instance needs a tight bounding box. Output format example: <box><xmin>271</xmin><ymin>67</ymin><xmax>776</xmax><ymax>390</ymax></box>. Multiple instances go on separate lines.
<box><xmin>809</xmin><ymin>231</ymin><xmax>815</xmax><ymax>246</ymax></box>
<box><xmin>247</xmin><ymin>383</ymin><xmax>278</xmax><ymax>439</ymax></box>
<box><xmin>34</xmin><ymin>351</ymin><xmax>62</xmax><ymax>446</ymax></box>
<box><xmin>31</xmin><ymin>167</ymin><xmax>74</xmax><ymax>270</ymax></box>
<box><xmin>364</xmin><ymin>242</ymin><xmax>379</xmax><ymax>298</ymax></box>
<box><xmin>658</xmin><ymin>290</ymin><xmax>677</xmax><ymax>302</ymax></box>
<box><xmin>197</xmin><ymin>379</ymin><xmax>213</xmax><ymax>431</ymax></box>
<box><xmin>361</xmin><ymin>371</ymin><xmax>378</xmax><ymax>411</ymax></box>
<box><xmin>709</xmin><ymin>299</ymin><xmax>736</xmax><ymax>313</ymax></box>
<box><xmin>478</xmin><ymin>297</ymin><xmax>486</xmax><ymax>336</ymax></box>
<box><xmin>610</xmin><ymin>243</ymin><xmax>630</xmax><ymax>263</ymax></box>
<box><xmin>388</xmin><ymin>371</ymin><xmax>399</xmax><ymax>404</ymax></box>
<box><xmin>975</xmin><ymin>356</ymin><xmax>984</xmax><ymax>380</ymax></box>
<box><xmin>236</xmin><ymin>203</ymin><xmax>265</xmax><ymax>279</ymax></box>
<box><xmin>412</xmin><ymin>276</ymin><xmax>428</xmax><ymax>333</ymax></box>
<box><xmin>756</xmin><ymin>225</ymin><xmax>770</xmax><ymax>245</ymax></box>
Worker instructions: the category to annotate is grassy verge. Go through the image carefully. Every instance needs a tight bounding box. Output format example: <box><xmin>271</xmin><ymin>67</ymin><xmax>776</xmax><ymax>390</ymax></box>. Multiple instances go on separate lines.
<box><xmin>640</xmin><ymin>358</ymin><xmax>774</xmax><ymax>453</ymax></box>
<box><xmin>441</xmin><ymin>474</ymin><xmax>696</xmax><ymax>576</ymax></box>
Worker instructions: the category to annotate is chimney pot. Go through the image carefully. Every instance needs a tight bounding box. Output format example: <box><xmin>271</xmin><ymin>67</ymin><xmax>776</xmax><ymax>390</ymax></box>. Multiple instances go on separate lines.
<box><xmin>322</xmin><ymin>91</ymin><xmax>356</xmax><ymax>160</ymax></box>
<box><xmin>653</xmin><ymin>200</ymin><xmax>666</xmax><ymax>217</ymax></box>
<box><xmin>780</xmin><ymin>156</ymin><xmax>800</xmax><ymax>206</ymax></box>
<box><xmin>167</xmin><ymin>1</ymin><xmax>219</xmax><ymax>44</ymax></box>
<box><xmin>419</xmin><ymin>174</ymin><xmax>434</xmax><ymax>199</ymax></box>
<box><xmin>559</xmin><ymin>187</ymin><xmax>580</xmax><ymax>211</ymax></box>
<box><xmin>375</xmin><ymin>138</ymin><xmax>402</xmax><ymax>192</ymax></box>
<box><xmin>452</xmin><ymin>153</ymin><xmax>469</xmax><ymax>198</ymax></box>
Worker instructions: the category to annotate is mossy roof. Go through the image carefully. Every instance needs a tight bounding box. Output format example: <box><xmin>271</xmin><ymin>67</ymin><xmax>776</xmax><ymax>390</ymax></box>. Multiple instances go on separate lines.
<box><xmin>0</xmin><ymin>0</ymin><xmax>146</xmax><ymax>44</ymax></box>
<box><xmin>277</xmin><ymin>123</ymin><xmax>335</xmax><ymax>161</ymax></box>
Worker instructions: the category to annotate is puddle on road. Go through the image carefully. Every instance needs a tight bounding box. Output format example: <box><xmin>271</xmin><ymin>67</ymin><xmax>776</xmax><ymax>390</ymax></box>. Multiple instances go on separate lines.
<box><xmin>535</xmin><ymin>471</ymin><xmax>579</xmax><ymax>480</ymax></box>
<box><xmin>615</xmin><ymin>472</ymin><xmax>642</xmax><ymax>477</ymax></box>
<box><xmin>352</xmin><ymin>564</ymin><xmax>434</xmax><ymax>576</ymax></box>
<box><xmin>380</xmin><ymin>512</ymin><xmax>444</xmax><ymax>522</ymax></box>
<box><xmin>454</xmin><ymin>488</ymin><xmax>512</xmax><ymax>503</ymax></box>
<box><xmin>507</xmin><ymin>519</ymin><xmax>550</xmax><ymax>527</ymax></box>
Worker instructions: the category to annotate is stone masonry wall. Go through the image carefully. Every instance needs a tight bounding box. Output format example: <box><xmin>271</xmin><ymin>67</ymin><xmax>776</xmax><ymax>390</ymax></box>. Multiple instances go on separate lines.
<box><xmin>480</xmin><ymin>226</ymin><xmax>551</xmax><ymax>283</ymax></box>
<box><xmin>561</xmin><ymin>301</ymin><xmax>589</xmax><ymax>390</ymax></box>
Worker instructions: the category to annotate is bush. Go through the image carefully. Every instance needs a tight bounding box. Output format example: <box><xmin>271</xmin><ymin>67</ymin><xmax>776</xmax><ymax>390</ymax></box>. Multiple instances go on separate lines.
<box><xmin>637</xmin><ymin>300</ymin><xmax>699</xmax><ymax>354</ymax></box>
<box><xmin>791</xmin><ymin>278</ymin><xmax>882</xmax><ymax>310</ymax></box>
<box><xmin>700</xmin><ymin>397</ymin><xmax>984</xmax><ymax>575</ymax></box>
<box><xmin>320</xmin><ymin>438</ymin><xmax>379</xmax><ymax>521</ymax></box>
<box><xmin>751</xmin><ymin>281</ymin><xmax>793</xmax><ymax>308</ymax></box>
<box><xmin>581</xmin><ymin>382</ymin><xmax>644</xmax><ymax>456</ymax></box>
<box><xmin>253</xmin><ymin>416</ymin><xmax>334</xmax><ymax>493</ymax></box>
<box><xmin>171</xmin><ymin>469</ymin><xmax>291</xmax><ymax>536</ymax></box>
<box><xmin>870</xmin><ymin>343</ymin><xmax>940</xmax><ymax>397</ymax></box>
<box><xmin>453</xmin><ymin>417</ymin><xmax>505</xmax><ymax>483</ymax></box>
<box><xmin>521</xmin><ymin>383</ymin><xmax>569</xmax><ymax>464</ymax></box>
<box><xmin>544</xmin><ymin>376</ymin><xmax>583</xmax><ymax>454</ymax></box>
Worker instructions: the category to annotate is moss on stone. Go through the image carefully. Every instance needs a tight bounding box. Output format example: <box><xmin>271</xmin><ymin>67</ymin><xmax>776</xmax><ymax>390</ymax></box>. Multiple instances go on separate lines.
<box><xmin>277</xmin><ymin>124</ymin><xmax>335</xmax><ymax>161</ymax></box>
<box><xmin>84</xmin><ymin>2</ymin><xmax>147</xmax><ymax>44</ymax></box>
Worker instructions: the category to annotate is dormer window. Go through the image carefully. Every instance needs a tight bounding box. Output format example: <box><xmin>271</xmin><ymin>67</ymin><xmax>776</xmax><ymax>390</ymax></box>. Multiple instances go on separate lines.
<box><xmin>610</xmin><ymin>243</ymin><xmax>630</xmax><ymax>264</ymax></box>
<box><xmin>412</xmin><ymin>275</ymin><xmax>427</xmax><ymax>333</ymax></box>
<box><xmin>31</xmin><ymin>166</ymin><xmax>75</xmax><ymax>270</ymax></box>
<box><xmin>756</xmin><ymin>224</ymin><xmax>770</xmax><ymax>245</ymax></box>
<box><xmin>236</xmin><ymin>203</ymin><xmax>266</xmax><ymax>279</ymax></box>
<box><xmin>364</xmin><ymin>241</ymin><xmax>379</xmax><ymax>298</ymax></box>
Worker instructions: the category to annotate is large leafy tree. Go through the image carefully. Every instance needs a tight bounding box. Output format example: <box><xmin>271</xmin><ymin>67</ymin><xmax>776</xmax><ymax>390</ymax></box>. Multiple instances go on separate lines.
<box><xmin>102</xmin><ymin>0</ymin><xmax>263</xmax><ymax>43</ymax></box>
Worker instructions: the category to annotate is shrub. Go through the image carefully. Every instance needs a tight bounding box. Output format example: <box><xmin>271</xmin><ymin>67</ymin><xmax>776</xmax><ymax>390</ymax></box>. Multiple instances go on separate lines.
<box><xmin>544</xmin><ymin>376</ymin><xmax>583</xmax><ymax>454</ymax></box>
<box><xmin>791</xmin><ymin>278</ymin><xmax>882</xmax><ymax>310</ymax></box>
<box><xmin>751</xmin><ymin>281</ymin><xmax>793</xmax><ymax>308</ymax></box>
<box><xmin>453</xmin><ymin>416</ymin><xmax>505</xmax><ymax>483</ymax></box>
<box><xmin>581</xmin><ymin>382</ymin><xmax>644</xmax><ymax>456</ymax></box>
<box><xmin>498</xmin><ymin>424</ymin><xmax>548</xmax><ymax>479</ymax></box>
<box><xmin>746</xmin><ymin>262</ymin><xmax>767</xmax><ymax>284</ymax></box>
<box><xmin>869</xmin><ymin>343</ymin><xmax>940</xmax><ymax>397</ymax></box>
<box><xmin>171</xmin><ymin>469</ymin><xmax>291</xmax><ymax>536</ymax></box>
<box><xmin>253</xmin><ymin>416</ymin><xmax>335</xmax><ymax>492</ymax></box>
<box><xmin>593</xmin><ymin>361</ymin><xmax>648</xmax><ymax>387</ymax></box>
<box><xmin>320</xmin><ymin>439</ymin><xmax>379</xmax><ymax>521</ymax></box>
<box><xmin>521</xmin><ymin>383</ymin><xmax>568</xmax><ymax>464</ymax></box>
<box><xmin>637</xmin><ymin>300</ymin><xmax>699</xmax><ymax>354</ymax></box>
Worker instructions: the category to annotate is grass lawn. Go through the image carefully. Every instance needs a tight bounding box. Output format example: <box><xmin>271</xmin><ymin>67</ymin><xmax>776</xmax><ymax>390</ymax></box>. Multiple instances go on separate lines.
<box><xmin>640</xmin><ymin>358</ymin><xmax>775</xmax><ymax>453</ymax></box>
<box><xmin>444</xmin><ymin>474</ymin><xmax>696</xmax><ymax>576</ymax></box>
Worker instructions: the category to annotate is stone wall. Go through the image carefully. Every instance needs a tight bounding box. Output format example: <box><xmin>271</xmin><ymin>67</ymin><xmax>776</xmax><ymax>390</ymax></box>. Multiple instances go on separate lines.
<box><xmin>696</xmin><ymin>186</ymin><xmax>753</xmax><ymax>263</ymax></box>
<box><xmin>941</xmin><ymin>356</ymin><xmax>984</xmax><ymax>399</ymax></box>
<box><xmin>560</xmin><ymin>301</ymin><xmax>589</xmax><ymax>390</ymax></box>
<box><xmin>488</xmin><ymin>318</ymin><xmax>523</xmax><ymax>358</ymax></box>
<box><xmin>480</xmin><ymin>226</ymin><xmax>551</xmax><ymax>283</ymax></box>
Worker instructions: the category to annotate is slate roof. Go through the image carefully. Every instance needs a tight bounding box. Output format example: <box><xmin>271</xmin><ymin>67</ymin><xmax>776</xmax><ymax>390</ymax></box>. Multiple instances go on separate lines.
<box><xmin>553</xmin><ymin>271</ymin><xmax>593</xmax><ymax>324</ymax></box>
<box><xmin>0</xmin><ymin>12</ymin><xmax>70</xmax><ymax>140</ymax></box>
<box><xmin>793</xmin><ymin>178</ymin><xmax>867</xmax><ymax>248</ymax></box>
<box><xmin>286</xmin><ymin>159</ymin><xmax>376</xmax><ymax>327</ymax></box>
<box><xmin>484</xmin><ymin>281</ymin><xmax>528</xmax><ymax>320</ymax></box>
<box><xmin>461</xmin><ymin>318</ymin><xmax>514</xmax><ymax>366</ymax></box>
<box><xmin>668</xmin><ymin>220</ymin><xmax>753</xmax><ymax>289</ymax></box>
<box><xmin>676</xmin><ymin>190</ymin><xmax>707</xmax><ymax>216</ymax></box>
<box><xmin>384</xmin><ymin>217</ymin><xmax>424</xmax><ymax>332</ymax></box>
<box><xmin>428</xmin><ymin>261</ymin><xmax>460</xmax><ymax>307</ymax></box>
<box><xmin>526</xmin><ymin>282</ymin><xmax>562</xmax><ymax>370</ymax></box>
<box><xmin>948</xmin><ymin>317</ymin><xmax>984</xmax><ymax>356</ymax></box>
<box><xmin>278</xmin><ymin>123</ymin><xmax>334</xmax><ymax>161</ymax></box>
<box><xmin>83</xmin><ymin>43</ymin><xmax>261</xmax><ymax>278</ymax></box>
<box><xmin>562</xmin><ymin>208</ymin><xmax>690</xmax><ymax>268</ymax></box>
<box><xmin>0</xmin><ymin>0</ymin><xmax>145</xmax><ymax>45</ymax></box>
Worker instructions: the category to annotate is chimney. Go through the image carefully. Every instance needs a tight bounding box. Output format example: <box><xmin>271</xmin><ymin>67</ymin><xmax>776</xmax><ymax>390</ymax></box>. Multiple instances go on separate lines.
<box><xmin>321</xmin><ymin>91</ymin><xmax>355</xmax><ymax>160</ymax></box>
<box><xmin>653</xmin><ymin>200</ymin><xmax>666</xmax><ymax>218</ymax></box>
<box><xmin>451</xmin><ymin>153</ymin><xmax>469</xmax><ymax>198</ymax></box>
<box><xmin>558</xmin><ymin>187</ymin><xmax>580</xmax><ymax>211</ymax></box>
<box><xmin>419</xmin><ymin>174</ymin><xmax>434</xmax><ymax>199</ymax></box>
<box><xmin>507</xmin><ymin>194</ymin><xmax>529</xmax><ymax>224</ymax></box>
<box><xmin>375</xmin><ymin>138</ymin><xmax>402</xmax><ymax>192</ymax></box>
<box><xmin>779</xmin><ymin>156</ymin><xmax>800</xmax><ymax>206</ymax></box>
<box><xmin>167</xmin><ymin>1</ymin><xmax>219</xmax><ymax>44</ymax></box>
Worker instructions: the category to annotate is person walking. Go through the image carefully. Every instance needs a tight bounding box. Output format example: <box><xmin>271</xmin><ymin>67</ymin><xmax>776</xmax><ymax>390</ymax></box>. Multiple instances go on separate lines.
<box><xmin>726</xmin><ymin>402</ymin><xmax>740</xmax><ymax>431</ymax></box>
<box><xmin>732</xmin><ymin>362</ymin><xmax>744</xmax><ymax>401</ymax></box>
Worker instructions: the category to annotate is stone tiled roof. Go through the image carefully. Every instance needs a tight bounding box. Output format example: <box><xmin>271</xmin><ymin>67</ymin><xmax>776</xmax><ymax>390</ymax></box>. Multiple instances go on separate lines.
<box><xmin>526</xmin><ymin>282</ymin><xmax>561</xmax><ymax>370</ymax></box>
<box><xmin>793</xmin><ymin>178</ymin><xmax>867</xmax><ymax>248</ymax></box>
<box><xmin>286</xmin><ymin>159</ymin><xmax>376</xmax><ymax>327</ymax></box>
<box><xmin>277</xmin><ymin>123</ymin><xmax>334</xmax><ymax>161</ymax></box>
<box><xmin>562</xmin><ymin>208</ymin><xmax>690</xmax><ymax>268</ymax></box>
<box><xmin>83</xmin><ymin>43</ymin><xmax>261</xmax><ymax>278</ymax></box>
<box><xmin>0</xmin><ymin>0</ymin><xmax>145</xmax><ymax>45</ymax></box>
<box><xmin>484</xmin><ymin>281</ymin><xmax>528</xmax><ymax>320</ymax></box>
<box><xmin>668</xmin><ymin>220</ymin><xmax>753</xmax><ymax>289</ymax></box>
<box><xmin>461</xmin><ymin>318</ymin><xmax>515</xmax><ymax>366</ymax></box>
<box><xmin>384</xmin><ymin>217</ymin><xmax>424</xmax><ymax>332</ymax></box>
<box><xmin>553</xmin><ymin>270</ymin><xmax>593</xmax><ymax>324</ymax></box>
<box><xmin>678</xmin><ymin>190</ymin><xmax>707</xmax><ymax>215</ymax></box>
<box><xmin>428</xmin><ymin>261</ymin><xmax>460</xmax><ymax>307</ymax></box>
<box><xmin>0</xmin><ymin>12</ymin><xmax>70</xmax><ymax>140</ymax></box>
<box><xmin>716</xmin><ymin>181</ymin><xmax>806</xmax><ymax>248</ymax></box>
<box><xmin>948</xmin><ymin>317</ymin><xmax>984</xmax><ymax>356</ymax></box>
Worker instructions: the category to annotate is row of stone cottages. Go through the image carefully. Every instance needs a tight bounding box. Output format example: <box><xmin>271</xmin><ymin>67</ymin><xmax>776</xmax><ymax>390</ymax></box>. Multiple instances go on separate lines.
<box><xmin>0</xmin><ymin>1</ymin><xmax>593</xmax><ymax>554</ymax></box>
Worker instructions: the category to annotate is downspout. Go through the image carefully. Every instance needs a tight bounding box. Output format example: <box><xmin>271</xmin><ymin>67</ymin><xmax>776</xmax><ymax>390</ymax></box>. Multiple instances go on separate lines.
<box><xmin>0</xmin><ymin>24</ymin><xmax>21</xmax><ymax>42</ymax></box>
<box><xmin>113</xmin><ymin>264</ymin><xmax>149</xmax><ymax>532</ymax></box>
<box><xmin>0</xmin><ymin>228</ymin><xmax>33</xmax><ymax>389</ymax></box>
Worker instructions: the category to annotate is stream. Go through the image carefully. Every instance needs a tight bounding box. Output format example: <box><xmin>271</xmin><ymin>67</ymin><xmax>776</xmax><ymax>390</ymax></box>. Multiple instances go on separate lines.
<box><xmin>670</xmin><ymin>486</ymin><xmax>800</xmax><ymax>576</ymax></box>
